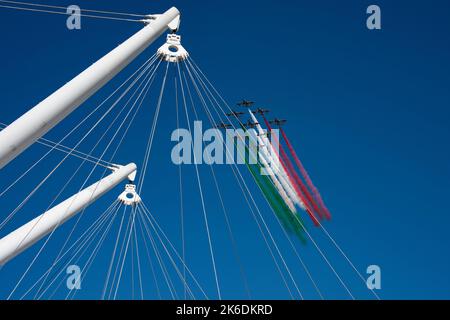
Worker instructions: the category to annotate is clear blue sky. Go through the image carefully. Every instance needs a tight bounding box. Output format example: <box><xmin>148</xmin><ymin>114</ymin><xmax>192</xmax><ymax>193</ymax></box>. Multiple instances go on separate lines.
<box><xmin>0</xmin><ymin>0</ymin><xmax>449</xmax><ymax>300</ymax></box>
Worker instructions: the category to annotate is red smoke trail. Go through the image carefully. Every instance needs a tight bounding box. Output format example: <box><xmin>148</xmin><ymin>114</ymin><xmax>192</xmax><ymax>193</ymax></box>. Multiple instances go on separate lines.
<box><xmin>280</xmin><ymin>127</ymin><xmax>331</xmax><ymax>220</ymax></box>
<box><xmin>279</xmin><ymin>145</ymin><xmax>322</xmax><ymax>221</ymax></box>
<box><xmin>262</xmin><ymin>116</ymin><xmax>320</xmax><ymax>225</ymax></box>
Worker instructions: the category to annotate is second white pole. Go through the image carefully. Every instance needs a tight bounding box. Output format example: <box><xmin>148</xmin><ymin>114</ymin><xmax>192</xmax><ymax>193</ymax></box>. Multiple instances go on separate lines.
<box><xmin>0</xmin><ymin>163</ymin><xmax>137</xmax><ymax>266</ymax></box>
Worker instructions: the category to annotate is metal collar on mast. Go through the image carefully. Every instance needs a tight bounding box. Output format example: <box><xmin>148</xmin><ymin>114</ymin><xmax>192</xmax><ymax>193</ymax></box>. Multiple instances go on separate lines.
<box><xmin>157</xmin><ymin>34</ymin><xmax>189</xmax><ymax>63</ymax></box>
<box><xmin>118</xmin><ymin>184</ymin><xmax>142</xmax><ymax>206</ymax></box>
<box><xmin>142</xmin><ymin>14</ymin><xmax>180</xmax><ymax>33</ymax></box>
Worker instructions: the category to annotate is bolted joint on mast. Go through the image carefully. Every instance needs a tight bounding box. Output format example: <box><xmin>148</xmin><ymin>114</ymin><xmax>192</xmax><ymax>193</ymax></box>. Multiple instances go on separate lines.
<box><xmin>142</xmin><ymin>12</ymin><xmax>180</xmax><ymax>33</ymax></box>
<box><xmin>118</xmin><ymin>184</ymin><xmax>142</xmax><ymax>206</ymax></box>
<box><xmin>157</xmin><ymin>34</ymin><xmax>189</xmax><ymax>63</ymax></box>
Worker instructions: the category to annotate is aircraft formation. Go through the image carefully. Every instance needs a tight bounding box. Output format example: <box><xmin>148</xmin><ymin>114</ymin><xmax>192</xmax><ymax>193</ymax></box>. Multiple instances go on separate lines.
<box><xmin>214</xmin><ymin>100</ymin><xmax>332</xmax><ymax>239</ymax></box>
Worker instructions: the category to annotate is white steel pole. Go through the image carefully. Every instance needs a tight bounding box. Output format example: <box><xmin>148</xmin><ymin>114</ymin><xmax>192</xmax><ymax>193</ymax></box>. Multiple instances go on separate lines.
<box><xmin>0</xmin><ymin>163</ymin><xmax>136</xmax><ymax>266</ymax></box>
<box><xmin>0</xmin><ymin>7</ymin><xmax>180</xmax><ymax>169</ymax></box>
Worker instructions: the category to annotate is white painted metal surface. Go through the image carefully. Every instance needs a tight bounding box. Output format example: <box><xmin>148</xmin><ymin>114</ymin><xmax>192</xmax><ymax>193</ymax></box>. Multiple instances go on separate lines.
<box><xmin>0</xmin><ymin>7</ymin><xmax>180</xmax><ymax>169</ymax></box>
<box><xmin>0</xmin><ymin>163</ymin><xmax>137</xmax><ymax>265</ymax></box>
<box><xmin>143</xmin><ymin>14</ymin><xmax>180</xmax><ymax>32</ymax></box>
<box><xmin>157</xmin><ymin>34</ymin><xmax>189</xmax><ymax>62</ymax></box>
<box><xmin>118</xmin><ymin>183</ymin><xmax>141</xmax><ymax>206</ymax></box>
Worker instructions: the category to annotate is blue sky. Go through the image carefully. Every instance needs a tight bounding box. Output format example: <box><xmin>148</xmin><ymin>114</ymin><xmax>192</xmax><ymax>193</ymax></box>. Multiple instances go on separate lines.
<box><xmin>0</xmin><ymin>0</ymin><xmax>449</xmax><ymax>300</ymax></box>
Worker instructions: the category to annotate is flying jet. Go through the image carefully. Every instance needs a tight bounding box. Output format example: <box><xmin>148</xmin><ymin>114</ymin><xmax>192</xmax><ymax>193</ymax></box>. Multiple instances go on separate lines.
<box><xmin>243</xmin><ymin>120</ymin><xmax>260</xmax><ymax>129</ymax></box>
<box><xmin>269</xmin><ymin>118</ymin><xmax>287</xmax><ymax>126</ymax></box>
<box><xmin>226</xmin><ymin>111</ymin><xmax>245</xmax><ymax>117</ymax></box>
<box><xmin>237</xmin><ymin>99</ymin><xmax>255</xmax><ymax>107</ymax></box>
<box><xmin>252</xmin><ymin>108</ymin><xmax>270</xmax><ymax>115</ymax></box>
<box><xmin>215</xmin><ymin>122</ymin><xmax>232</xmax><ymax>129</ymax></box>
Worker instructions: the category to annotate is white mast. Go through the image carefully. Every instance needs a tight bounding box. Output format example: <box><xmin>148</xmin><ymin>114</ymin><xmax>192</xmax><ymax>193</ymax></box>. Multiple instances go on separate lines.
<box><xmin>0</xmin><ymin>163</ymin><xmax>137</xmax><ymax>266</ymax></box>
<box><xmin>0</xmin><ymin>7</ymin><xmax>180</xmax><ymax>169</ymax></box>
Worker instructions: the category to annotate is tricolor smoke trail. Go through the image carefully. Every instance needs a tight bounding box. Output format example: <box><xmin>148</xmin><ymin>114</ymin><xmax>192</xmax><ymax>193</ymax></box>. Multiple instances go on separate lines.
<box><xmin>279</xmin><ymin>126</ymin><xmax>332</xmax><ymax>220</ymax></box>
<box><xmin>260</xmin><ymin>115</ymin><xmax>323</xmax><ymax>223</ymax></box>
<box><xmin>223</xmin><ymin>107</ymin><xmax>331</xmax><ymax>241</ymax></box>
<box><xmin>247</xmin><ymin>121</ymin><xmax>300</xmax><ymax>211</ymax></box>
<box><xmin>251</xmin><ymin>112</ymin><xmax>321</xmax><ymax>226</ymax></box>
<box><xmin>230</xmin><ymin>127</ymin><xmax>306</xmax><ymax>242</ymax></box>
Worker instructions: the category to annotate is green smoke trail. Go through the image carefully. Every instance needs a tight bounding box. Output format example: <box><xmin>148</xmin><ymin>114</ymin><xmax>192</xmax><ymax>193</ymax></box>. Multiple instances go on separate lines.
<box><xmin>229</xmin><ymin>127</ymin><xmax>306</xmax><ymax>242</ymax></box>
